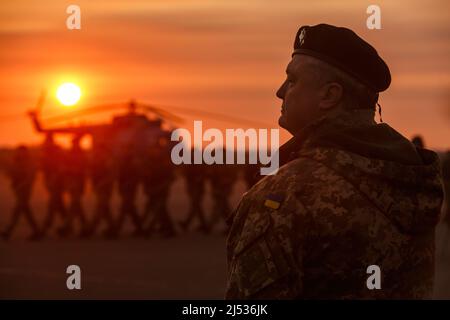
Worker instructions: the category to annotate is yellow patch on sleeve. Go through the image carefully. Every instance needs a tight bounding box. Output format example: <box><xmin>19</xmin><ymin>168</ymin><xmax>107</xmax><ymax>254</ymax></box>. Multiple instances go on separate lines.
<box><xmin>264</xmin><ymin>199</ymin><xmax>280</xmax><ymax>210</ymax></box>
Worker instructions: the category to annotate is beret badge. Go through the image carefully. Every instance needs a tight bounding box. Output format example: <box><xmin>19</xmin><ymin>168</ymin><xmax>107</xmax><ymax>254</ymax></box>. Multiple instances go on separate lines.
<box><xmin>298</xmin><ymin>28</ymin><xmax>306</xmax><ymax>46</ymax></box>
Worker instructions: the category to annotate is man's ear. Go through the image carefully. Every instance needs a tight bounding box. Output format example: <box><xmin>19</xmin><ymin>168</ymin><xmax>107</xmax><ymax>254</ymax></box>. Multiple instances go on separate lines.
<box><xmin>318</xmin><ymin>82</ymin><xmax>343</xmax><ymax>110</ymax></box>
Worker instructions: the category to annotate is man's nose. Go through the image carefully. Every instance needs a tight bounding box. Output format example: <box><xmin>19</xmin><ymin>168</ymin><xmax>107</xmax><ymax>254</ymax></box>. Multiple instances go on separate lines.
<box><xmin>276</xmin><ymin>80</ymin><xmax>287</xmax><ymax>99</ymax></box>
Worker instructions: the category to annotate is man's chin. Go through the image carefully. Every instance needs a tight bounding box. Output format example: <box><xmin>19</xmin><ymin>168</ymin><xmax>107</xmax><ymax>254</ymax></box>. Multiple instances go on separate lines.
<box><xmin>278</xmin><ymin>115</ymin><xmax>288</xmax><ymax>130</ymax></box>
<box><xmin>278</xmin><ymin>115</ymin><xmax>297</xmax><ymax>135</ymax></box>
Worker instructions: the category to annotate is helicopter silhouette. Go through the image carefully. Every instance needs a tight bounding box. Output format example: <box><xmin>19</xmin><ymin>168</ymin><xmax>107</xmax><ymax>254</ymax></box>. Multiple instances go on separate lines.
<box><xmin>26</xmin><ymin>91</ymin><xmax>184</xmax><ymax>159</ymax></box>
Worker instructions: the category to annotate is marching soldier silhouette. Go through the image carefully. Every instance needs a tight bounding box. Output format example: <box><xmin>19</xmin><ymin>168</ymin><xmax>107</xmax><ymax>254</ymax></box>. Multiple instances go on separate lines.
<box><xmin>64</xmin><ymin>135</ymin><xmax>89</xmax><ymax>237</ymax></box>
<box><xmin>1</xmin><ymin>145</ymin><xmax>41</xmax><ymax>240</ymax></box>
<box><xmin>89</xmin><ymin>142</ymin><xmax>117</xmax><ymax>237</ymax></box>
<box><xmin>209</xmin><ymin>159</ymin><xmax>238</xmax><ymax>233</ymax></box>
<box><xmin>144</xmin><ymin>139</ymin><xmax>176</xmax><ymax>238</ymax></box>
<box><xmin>115</xmin><ymin>142</ymin><xmax>144</xmax><ymax>236</ymax></box>
<box><xmin>41</xmin><ymin>133</ymin><xmax>70</xmax><ymax>237</ymax></box>
<box><xmin>179</xmin><ymin>159</ymin><xmax>209</xmax><ymax>234</ymax></box>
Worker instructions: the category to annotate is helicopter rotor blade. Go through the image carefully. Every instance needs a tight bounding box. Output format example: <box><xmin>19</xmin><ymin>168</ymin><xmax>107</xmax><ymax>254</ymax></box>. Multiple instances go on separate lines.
<box><xmin>35</xmin><ymin>89</ymin><xmax>46</xmax><ymax>113</ymax></box>
<box><xmin>150</xmin><ymin>104</ymin><xmax>273</xmax><ymax>128</ymax></box>
<box><xmin>136</xmin><ymin>103</ymin><xmax>185</xmax><ymax>124</ymax></box>
<box><xmin>43</xmin><ymin>102</ymin><xmax>130</xmax><ymax>124</ymax></box>
<box><xmin>41</xmin><ymin>100</ymin><xmax>272</xmax><ymax>128</ymax></box>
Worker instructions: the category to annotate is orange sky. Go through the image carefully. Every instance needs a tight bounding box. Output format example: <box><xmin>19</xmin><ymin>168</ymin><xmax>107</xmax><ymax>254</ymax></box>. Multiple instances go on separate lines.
<box><xmin>0</xmin><ymin>0</ymin><xmax>449</xmax><ymax>149</ymax></box>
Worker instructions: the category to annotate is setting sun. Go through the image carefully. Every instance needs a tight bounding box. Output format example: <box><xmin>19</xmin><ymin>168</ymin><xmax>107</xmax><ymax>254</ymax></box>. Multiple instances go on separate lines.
<box><xmin>56</xmin><ymin>82</ymin><xmax>81</xmax><ymax>106</ymax></box>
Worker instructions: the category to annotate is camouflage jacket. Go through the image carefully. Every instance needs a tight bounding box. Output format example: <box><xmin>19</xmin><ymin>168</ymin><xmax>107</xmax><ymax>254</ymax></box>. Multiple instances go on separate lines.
<box><xmin>226</xmin><ymin>109</ymin><xmax>444</xmax><ymax>299</ymax></box>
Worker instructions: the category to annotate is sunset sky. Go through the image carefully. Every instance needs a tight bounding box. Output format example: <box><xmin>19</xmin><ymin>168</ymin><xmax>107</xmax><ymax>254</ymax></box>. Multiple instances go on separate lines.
<box><xmin>0</xmin><ymin>0</ymin><xmax>449</xmax><ymax>149</ymax></box>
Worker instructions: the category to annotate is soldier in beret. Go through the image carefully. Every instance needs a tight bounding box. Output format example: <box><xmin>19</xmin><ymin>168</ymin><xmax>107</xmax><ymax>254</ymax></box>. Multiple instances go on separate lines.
<box><xmin>226</xmin><ymin>24</ymin><xmax>444</xmax><ymax>299</ymax></box>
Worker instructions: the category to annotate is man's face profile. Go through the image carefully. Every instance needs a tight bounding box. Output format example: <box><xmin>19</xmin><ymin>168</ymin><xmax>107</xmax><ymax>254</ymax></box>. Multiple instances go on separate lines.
<box><xmin>276</xmin><ymin>55</ymin><xmax>323</xmax><ymax>135</ymax></box>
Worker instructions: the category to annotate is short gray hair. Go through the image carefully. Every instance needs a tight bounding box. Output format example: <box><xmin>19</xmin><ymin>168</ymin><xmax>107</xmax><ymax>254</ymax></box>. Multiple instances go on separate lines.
<box><xmin>302</xmin><ymin>55</ymin><xmax>378</xmax><ymax>110</ymax></box>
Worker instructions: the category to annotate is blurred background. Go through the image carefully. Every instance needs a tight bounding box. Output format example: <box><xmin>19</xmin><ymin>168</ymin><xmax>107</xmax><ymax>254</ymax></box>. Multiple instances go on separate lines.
<box><xmin>0</xmin><ymin>0</ymin><xmax>449</xmax><ymax>299</ymax></box>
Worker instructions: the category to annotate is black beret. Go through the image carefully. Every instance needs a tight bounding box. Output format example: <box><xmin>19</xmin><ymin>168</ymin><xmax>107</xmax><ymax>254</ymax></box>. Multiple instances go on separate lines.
<box><xmin>293</xmin><ymin>24</ymin><xmax>391</xmax><ymax>92</ymax></box>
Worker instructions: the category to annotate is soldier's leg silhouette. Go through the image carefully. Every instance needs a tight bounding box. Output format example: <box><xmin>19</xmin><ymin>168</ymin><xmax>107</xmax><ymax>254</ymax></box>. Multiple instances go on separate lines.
<box><xmin>42</xmin><ymin>192</ymin><xmax>58</xmax><ymax>235</ymax></box>
<box><xmin>115</xmin><ymin>200</ymin><xmax>126</xmax><ymax>235</ymax></box>
<box><xmin>23</xmin><ymin>203</ymin><xmax>41</xmax><ymax>239</ymax></box>
<box><xmin>89</xmin><ymin>180</ymin><xmax>116</xmax><ymax>237</ymax></box>
<box><xmin>180</xmin><ymin>189</ymin><xmax>209</xmax><ymax>233</ymax></box>
<box><xmin>102</xmin><ymin>202</ymin><xmax>117</xmax><ymax>237</ymax></box>
<box><xmin>55</xmin><ymin>192</ymin><xmax>71</xmax><ymax>237</ymax></box>
<box><xmin>146</xmin><ymin>193</ymin><xmax>175</xmax><ymax>237</ymax></box>
<box><xmin>209</xmin><ymin>193</ymin><xmax>224</xmax><ymax>228</ymax></box>
<box><xmin>64</xmin><ymin>198</ymin><xmax>75</xmax><ymax>235</ymax></box>
<box><xmin>190</xmin><ymin>194</ymin><xmax>209</xmax><ymax>233</ymax></box>
<box><xmin>66</xmin><ymin>194</ymin><xmax>89</xmax><ymax>237</ymax></box>
<box><xmin>145</xmin><ymin>192</ymin><xmax>158</xmax><ymax>236</ymax></box>
<box><xmin>128</xmin><ymin>199</ymin><xmax>144</xmax><ymax>236</ymax></box>
<box><xmin>0</xmin><ymin>194</ymin><xmax>38</xmax><ymax>240</ymax></box>
<box><xmin>195</xmin><ymin>197</ymin><xmax>209</xmax><ymax>233</ymax></box>
<box><xmin>145</xmin><ymin>203</ymin><xmax>157</xmax><ymax>235</ymax></box>
<box><xmin>155</xmin><ymin>187</ymin><xmax>176</xmax><ymax>237</ymax></box>
<box><xmin>221</xmin><ymin>197</ymin><xmax>232</xmax><ymax>234</ymax></box>
<box><xmin>2</xmin><ymin>204</ymin><xmax>21</xmax><ymax>240</ymax></box>
<box><xmin>142</xmin><ymin>192</ymin><xmax>154</xmax><ymax>226</ymax></box>
<box><xmin>42</xmin><ymin>190</ymin><xmax>69</xmax><ymax>237</ymax></box>
<box><xmin>157</xmin><ymin>189</ymin><xmax>176</xmax><ymax>237</ymax></box>
<box><xmin>209</xmin><ymin>191</ymin><xmax>231</xmax><ymax>233</ymax></box>
<box><xmin>77</xmin><ymin>200</ymin><xmax>88</xmax><ymax>235</ymax></box>
<box><xmin>159</xmin><ymin>211</ymin><xmax>176</xmax><ymax>237</ymax></box>
<box><xmin>88</xmin><ymin>197</ymin><xmax>101</xmax><ymax>236</ymax></box>
<box><xmin>116</xmin><ymin>194</ymin><xmax>143</xmax><ymax>236</ymax></box>
<box><xmin>179</xmin><ymin>194</ymin><xmax>196</xmax><ymax>231</ymax></box>
<box><xmin>89</xmin><ymin>193</ymin><xmax>116</xmax><ymax>237</ymax></box>
<box><xmin>7</xmin><ymin>191</ymin><xmax>41</xmax><ymax>239</ymax></box>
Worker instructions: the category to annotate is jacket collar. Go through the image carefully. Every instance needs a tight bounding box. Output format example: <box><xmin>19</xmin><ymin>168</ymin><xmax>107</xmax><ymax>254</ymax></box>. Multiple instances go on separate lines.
<box><xmin>279</xmin><ymin>109</ymin><xmax>376</xmax><ymax>167</ymax></box>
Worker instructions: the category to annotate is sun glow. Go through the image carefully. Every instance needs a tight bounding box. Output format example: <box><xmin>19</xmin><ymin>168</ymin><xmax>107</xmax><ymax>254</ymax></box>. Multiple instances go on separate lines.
<box><xmin>56</xmin><ymin>82</ymin><xmax>81</xmax><ymax>106</ymax></box>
